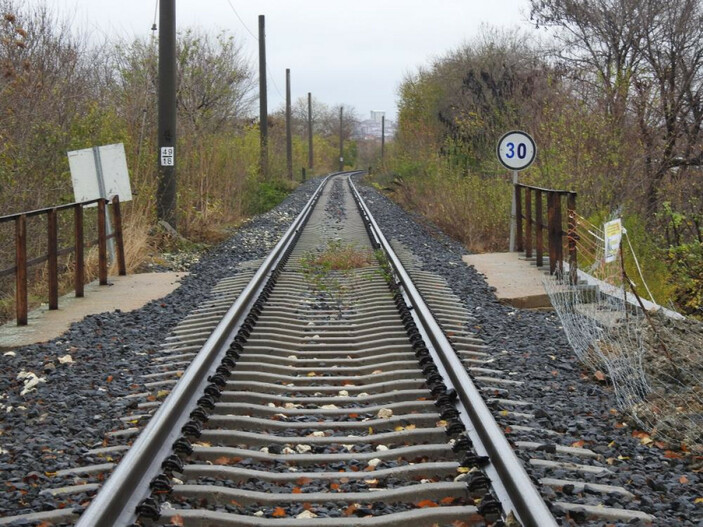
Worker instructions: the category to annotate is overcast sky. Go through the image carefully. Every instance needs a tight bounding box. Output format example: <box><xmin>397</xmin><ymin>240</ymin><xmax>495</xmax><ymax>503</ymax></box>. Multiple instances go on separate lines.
<box><xmin>30</xmin><ymin>0</ymin><xmax>533</xmax><ymax>121</ymax></box>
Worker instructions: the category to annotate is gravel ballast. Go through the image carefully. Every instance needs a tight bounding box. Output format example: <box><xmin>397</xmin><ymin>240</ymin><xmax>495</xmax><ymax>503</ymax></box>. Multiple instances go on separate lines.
<box><xmin>354</xmin><ymin>176</ymin><xmax>701</xmax><ymax>526</ymax></box>
<box><xmin>0</xmin><ymin>174</ymin><xmax>700</xmax><ymax>525</ymax></box>
<box><xmin>0</xmin><ymin>178</ymin><xmax>323</xmax><ymax>518</ymax></box>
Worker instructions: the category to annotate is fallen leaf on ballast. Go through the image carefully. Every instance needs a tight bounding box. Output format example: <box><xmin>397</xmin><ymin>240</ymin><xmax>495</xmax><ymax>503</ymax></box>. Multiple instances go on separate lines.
<box><xmin>272</xmin><ymin>507</ymin><xmax>286</xmax><ymax>517</ymax></box>
<box><xmin>594</xmin><ymin>370</ymin><xmax>606</xmax><ymax>382</ymax></box>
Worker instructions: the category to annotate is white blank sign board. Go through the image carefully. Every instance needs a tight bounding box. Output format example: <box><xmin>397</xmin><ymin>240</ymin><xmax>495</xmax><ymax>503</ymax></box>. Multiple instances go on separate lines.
<box><xmin>68</xmin><ymin>143</ymin><xmax>132</xmax><ymax>206</ymax></box>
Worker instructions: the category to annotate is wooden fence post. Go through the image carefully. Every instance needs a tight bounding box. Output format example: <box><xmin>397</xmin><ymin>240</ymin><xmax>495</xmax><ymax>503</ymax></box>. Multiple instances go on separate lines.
<box><xmin>98</xmin><ymin>199</ymin><xmax>108</xmax><ymax>286</ymax></box>
<box><xmin>48</xmin><ymin>208</ymin><xmax>58</xmax><ymax>310</ymax></box>
<box><xmin>75</xmin><ymin>204</ymin><xmax>84</xmax><ymax>297</ymax></box>
<box><xmin>535</xmin><ymin>190</ymin><xmax>543</xmax><ymax>267</ymax></box>
<box><xmin>111</xmin><ymin>196</ymin><xmax>127</xmax><ymax>276</ymax></box>
<box><xmin>15</xmin><ymin>215</ymin><xmax>27</xmax><ymax>326</ymax></box>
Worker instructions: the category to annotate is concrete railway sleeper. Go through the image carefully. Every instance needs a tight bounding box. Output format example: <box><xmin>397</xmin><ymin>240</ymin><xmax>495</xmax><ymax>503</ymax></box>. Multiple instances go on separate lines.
<box><xmin>5</xmin><ymin>173</ymin><xmax>644</xmax><ymax>526</ymax></box>
<box><xmin>53</xmin><ymin>173</ymin><xmax>553</xmax><ymax>526</ymax></box>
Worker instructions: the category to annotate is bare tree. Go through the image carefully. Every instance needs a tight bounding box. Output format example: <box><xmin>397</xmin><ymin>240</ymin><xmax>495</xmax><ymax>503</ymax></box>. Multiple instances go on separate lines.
<box><xmin>529</xmin><ymin>0</ymin><xmax>645</xmax><ymax>121</ymax></box>
<box><xmin>634</xmin><ymin>0</ymin><xmax>703</xmax><ymax>211</ymax></box>
<box><xmin>176</xmin><ymin>29</ymin><xmax>256</xmax><ymax>133</ymax></box>
<box><xmin>530</xmin><ymin>0</ymin><xmax>703</xmax><ymax>213</ymax></box>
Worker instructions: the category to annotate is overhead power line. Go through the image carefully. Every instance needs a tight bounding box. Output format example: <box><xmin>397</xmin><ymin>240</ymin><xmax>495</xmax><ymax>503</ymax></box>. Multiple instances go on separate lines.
<box><xmin>223</xmin><ymin>1</ymin><xmax>284</xmax><ymax>102</ymax></box>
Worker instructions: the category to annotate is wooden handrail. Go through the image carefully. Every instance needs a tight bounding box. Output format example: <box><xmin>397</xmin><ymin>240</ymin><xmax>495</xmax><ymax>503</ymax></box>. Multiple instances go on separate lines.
<box><xmin>2</xmin><ymin>196</ymin><xmax>127</xmax><ymax>326</ymax></box>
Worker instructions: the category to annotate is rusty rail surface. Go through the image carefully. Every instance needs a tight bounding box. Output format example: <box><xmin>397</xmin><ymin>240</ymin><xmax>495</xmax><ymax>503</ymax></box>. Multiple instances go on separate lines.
<box><xmin>514</xmin><ymin>184</ymin><xmax>577</xmax><ymax>283</ymax></box>
<box><xmin>0</xmin><ymin>196</ymin><xmax>126</xmax><ymax>326</ymax></box>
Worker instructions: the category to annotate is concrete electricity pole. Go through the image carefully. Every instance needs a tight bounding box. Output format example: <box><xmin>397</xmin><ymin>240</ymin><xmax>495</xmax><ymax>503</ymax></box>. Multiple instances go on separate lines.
<box><xmin>308</xmin><ymin>92</ymin><xmax>313</xmax><ymax>171</ymax></box>
<box><xmin>285</xmin><ymin>68</ymin><xmax>293</xmax><ymax>180</ymax></box>
<box><xmin>381</xmin><ymin>115</ymin><xmax>385</xmax><ymax>161</ymax></box>
<box><xmin>339</xmin><ymin>106</ymin><xmax>344</xmax><ymax>172</ymax></box>
<box><xmin>258</xmin><ymin>15</ymin><xmax>268</xmax><ymax>179</ymax></box>
<box><xmin>157</xmin><ymin>0</ymin><xmax>177</xmax><ymax>227</ymax></box>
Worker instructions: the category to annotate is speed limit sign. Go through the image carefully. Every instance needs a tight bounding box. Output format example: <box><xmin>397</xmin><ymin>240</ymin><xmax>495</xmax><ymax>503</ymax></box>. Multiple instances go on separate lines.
<box><xmin>497</xmin><ymin>131</ymin><xmax>536</xmax><ymax>171</ymax></box>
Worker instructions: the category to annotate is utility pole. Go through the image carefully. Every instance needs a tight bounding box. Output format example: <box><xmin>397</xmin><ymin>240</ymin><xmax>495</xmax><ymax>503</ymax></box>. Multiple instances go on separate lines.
<box><xmin>381</xmin><ymin>115</ymin><xmax>385</xmax><ymax>161</ymax></box>
<box><xmin>157</xmin><ymin>0</ymin><xmax>177</xmax><ymax>227</ymax></box>
<box><xmin>258</xmin><ymin>15</ymin><xmax>268</xmax><ymax>179</ymax></box>
<box><xmin>339</xmin><ymin>106</ymin><xmax>344</xmax><ymax>172</ymax></box>
<box><xmin>285</xmin><ymin>68</ymin><xmax>293</xmax><ymax>180</ymax></box>
<box><xmin>307</xmin><ymin>92</ymin><xmax>313</xmax><ymax>171</ymax></box>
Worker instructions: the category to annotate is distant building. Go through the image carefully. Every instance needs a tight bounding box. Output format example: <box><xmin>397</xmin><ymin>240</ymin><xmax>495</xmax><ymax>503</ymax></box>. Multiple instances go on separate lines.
<box><xmin>370</xmin><ymin>110</ymin><xmax>385</xmax><ymax>124</ymax></box>
<box><xmin>355</xmin><ymin>111</ymin><xmax>397</xmax><ymax>140</ymax></box>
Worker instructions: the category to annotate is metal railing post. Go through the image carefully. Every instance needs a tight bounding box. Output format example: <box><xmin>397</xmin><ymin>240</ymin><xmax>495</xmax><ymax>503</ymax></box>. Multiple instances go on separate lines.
<box><xmin>48</xmin><ymin>208</ymin><xmax>58</xmax><ymax>310</ymax></box>
<box><xmin>547</xmin><ymin>193</ymin><xmax>557</xmax><ymax>275</ymax></box>
<box><xmin>554</xmin><ymin>193</ymin><xmax>564</xmax><ymax>274</ymax></box>
<box><xmin>75</xmin><ymin>204</ymin><xmax>85</xmax><ymax>297</ymax></box>
<box><xmin>15</xmin><ymin>215</ymin><xmax>27</xmax><ymax>326</ymax></box>
<box><xmin>112</xmin><ymin>196</ymin><xmax>127</xmax><ymax>276</ymax></box>
<box><xmin>98</xmin><ymin>199</ymin><xmax>108</xmax><ymax>285</ymax></box>
<box><xmin>525</xmin><ymin>188</ymin><xmax>532</xmax><ymax>258</ymax></box>
<box><xmin>567</xmin><ymin>192</ymin><xmax>578</xmax><ymax>285</ymax></box>
<box><xmin>515</xmin><ymin>184</ymin><xmax>523</xmax><ymax>252</ymax></box>
<box><xmin>535</xmin><ymin>190</ymin><xmax>543</xmax><ymax>267</ymax></box>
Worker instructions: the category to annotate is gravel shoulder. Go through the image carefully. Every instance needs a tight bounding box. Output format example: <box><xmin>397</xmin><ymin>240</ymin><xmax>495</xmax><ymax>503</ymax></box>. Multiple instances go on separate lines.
<box><xmin>0</xmin><ymin>177</ymin><xmax>323</xmax><ymax>518</ymax></box>
<box><xmin>354</xmin><ymin>177</ymin><xmax>701</xmax><ymax>526</ymax></box>
<box><xmin>0</xmin><ymin>175</ymin><xmax>700</xmax><ymax>525</ymax></box>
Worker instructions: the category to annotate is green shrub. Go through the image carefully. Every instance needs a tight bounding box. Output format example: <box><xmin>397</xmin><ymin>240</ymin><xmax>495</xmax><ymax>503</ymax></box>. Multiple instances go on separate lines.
<box><xmin>245</xmin><ymin>179</ymin><xmax>297</xmax><ymax>216</ymax></box>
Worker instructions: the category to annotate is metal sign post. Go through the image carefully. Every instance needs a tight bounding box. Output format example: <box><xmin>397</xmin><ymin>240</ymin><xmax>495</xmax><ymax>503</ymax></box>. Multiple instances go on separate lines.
<box><xmin>68</xmin><ymin>143</ymin><xmax>133</xmax><ymax>265</ymax></box>
<box><xmin>91</xmin><ymin>146</ymin><xmax>115</xmax><ymax>262</ymax></box>
<box><xmin>497</xmin><ymin>131</ymin><xmax>536</xmax><ymax>252</ymax></box>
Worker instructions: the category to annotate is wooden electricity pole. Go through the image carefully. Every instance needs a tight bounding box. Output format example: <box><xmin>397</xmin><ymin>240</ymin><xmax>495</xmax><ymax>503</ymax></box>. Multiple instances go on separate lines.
<box><xmin>157</xmin><ymin>0</ymin><xmax>177</xmax><ymax>227</ymax></box>
<box><xmin>258</xmin><ymin>15</ymin><xmax>268</xmax><ymax>179</ymax></box>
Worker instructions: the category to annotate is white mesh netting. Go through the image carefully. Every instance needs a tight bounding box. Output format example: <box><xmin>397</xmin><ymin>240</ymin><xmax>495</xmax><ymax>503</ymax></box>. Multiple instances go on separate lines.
<box><xmin>543</xmin><ymin>215</ymin><xmax>703</xmax><ymax>451</ymax></box>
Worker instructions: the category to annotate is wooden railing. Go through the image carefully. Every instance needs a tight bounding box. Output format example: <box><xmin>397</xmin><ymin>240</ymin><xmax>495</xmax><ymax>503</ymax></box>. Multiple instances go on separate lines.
<box><xmin>0</xmin><ymin>196</ymin><xmax>126</xmax><ymax>326</ymax></box>
<box><xmin>514</xmin><ymin>184</ymin><xmax>578</xmax><ymax>283</ymax></box>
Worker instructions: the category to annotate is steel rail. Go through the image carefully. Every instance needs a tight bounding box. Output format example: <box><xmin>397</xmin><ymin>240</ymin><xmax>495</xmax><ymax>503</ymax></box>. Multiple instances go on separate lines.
<box><xmin>349</xmin><ymin>176</ymin><xmax>558</xmax><ymax>527</ymax></box>
<box><xmin>77</xmin><ymin>176</ymin><xmax>331</xmax><ymax>527</ymax></box>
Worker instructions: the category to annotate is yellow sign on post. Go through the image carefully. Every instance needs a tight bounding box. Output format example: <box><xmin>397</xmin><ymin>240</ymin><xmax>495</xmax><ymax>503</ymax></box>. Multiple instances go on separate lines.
<box><xmin>604</xmin><ymin>219</ymin><xmax>623</xmax><ymax>263</ymax></box>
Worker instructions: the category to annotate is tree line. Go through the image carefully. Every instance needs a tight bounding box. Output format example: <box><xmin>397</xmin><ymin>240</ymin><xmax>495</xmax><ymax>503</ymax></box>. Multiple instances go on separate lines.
<box><xmin>0</xmin><ymin>0</ymin><xmax>359</xmax><ymax>235</ymax></box>
<box><xmin>0</xmin><ymin>0</ymin><xmax>361</xmax><ymax>321</ymax></box>
<box><xmin>385</xmin><ymin>0</ymin><xmax>703</xmax><ymax>317</ymax></box>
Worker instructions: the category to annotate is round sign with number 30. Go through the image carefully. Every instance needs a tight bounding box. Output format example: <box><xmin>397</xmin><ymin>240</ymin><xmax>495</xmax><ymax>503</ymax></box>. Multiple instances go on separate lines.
<box><xmin>497</xmin><ymin>130</ymin><xmax>536</xmax><ymax>171</ymax></box>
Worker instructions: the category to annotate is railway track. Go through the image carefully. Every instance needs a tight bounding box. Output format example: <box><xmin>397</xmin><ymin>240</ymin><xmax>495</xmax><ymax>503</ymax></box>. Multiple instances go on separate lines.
<box><xmin>0</xmin><ymin>173</ymin><xmax>659</xmax><ymax>526</ymax></box>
